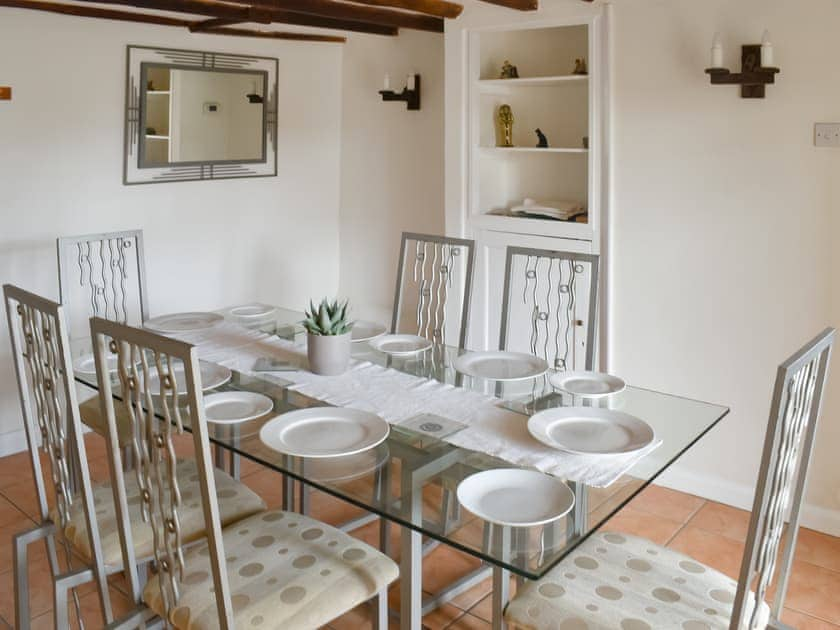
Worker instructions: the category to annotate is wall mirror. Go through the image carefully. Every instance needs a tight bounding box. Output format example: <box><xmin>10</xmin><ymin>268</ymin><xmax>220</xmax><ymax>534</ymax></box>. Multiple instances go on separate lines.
<box><xmin>124</xmin><ymin>45</ymin><xmax>278</xmax><ymax>185</ymax></box>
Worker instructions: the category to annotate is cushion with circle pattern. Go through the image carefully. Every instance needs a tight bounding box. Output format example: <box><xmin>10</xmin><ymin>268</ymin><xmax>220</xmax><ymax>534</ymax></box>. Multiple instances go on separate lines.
<box><xmin>56</xmin><ymin>459</ymin><xmax>266</xmax><ymax>567</ymax></box>
<box><xmin>505</xmin><ymin>531</ymin><xmax>769</xmax><ymax>630</ymax></box>
<box><xmin>142</xmin><ymin>509</ymin><xmax>399</xmax><ymax>629</ymax></box>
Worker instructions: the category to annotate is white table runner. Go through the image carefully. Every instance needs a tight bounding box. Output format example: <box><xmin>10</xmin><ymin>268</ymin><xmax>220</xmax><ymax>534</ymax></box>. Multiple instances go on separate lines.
<box><xmin>176</xmin><ymin>322</ymin><xmax>660</xmax><ymax>487</ymax></box>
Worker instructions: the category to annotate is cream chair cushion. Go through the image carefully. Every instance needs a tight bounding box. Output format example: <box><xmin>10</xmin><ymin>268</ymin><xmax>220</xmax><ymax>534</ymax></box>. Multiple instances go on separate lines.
<box><xmin>144</xmin><ymin>509</ymin><xmax>400</xmax><ymax>630</ymax></box>
<box><xmin>505</xmin><ymin>531</ymin><xmax>769</xmax><ymax>630</ymax></box>
<box><xmin>58</xmin><ymin>459</ymin><xmax>266</xmax><ymax>567</ymax></box>
<box><xmin>78</xmin><ymin>394</ymin><xmax>135</xmax><ymax>448</ymax></box>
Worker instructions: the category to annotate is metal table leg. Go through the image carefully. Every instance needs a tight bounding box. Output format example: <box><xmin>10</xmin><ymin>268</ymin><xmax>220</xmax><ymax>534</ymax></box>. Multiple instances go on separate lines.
<box><xmin>400</xmin><ymin>527</ymin><xmax>423</xmax><ymax>630</ymax></box>
<box><xmin>491</xmin><ymin>525</ymin><xmax>511</xmax><ymax>630</ymax></box>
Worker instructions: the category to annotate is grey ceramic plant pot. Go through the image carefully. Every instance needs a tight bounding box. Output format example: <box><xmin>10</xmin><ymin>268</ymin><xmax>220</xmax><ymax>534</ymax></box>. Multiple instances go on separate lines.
<box><xmin>307</xmin><ymin>331</ymin><xmax>352</xmax><ymax>376</ymax></box>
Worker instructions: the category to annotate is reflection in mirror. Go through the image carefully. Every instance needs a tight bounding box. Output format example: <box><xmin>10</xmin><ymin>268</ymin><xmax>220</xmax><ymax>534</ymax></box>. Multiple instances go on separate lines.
<box><xmin>140</xmin><ymin>64</ymin><xmax>267</xmax><ymax>167</ymax></box>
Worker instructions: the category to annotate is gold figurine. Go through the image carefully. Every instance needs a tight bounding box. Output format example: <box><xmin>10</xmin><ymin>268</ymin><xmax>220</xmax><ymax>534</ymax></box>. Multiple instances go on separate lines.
<box><xmin>500</xmin><ymin>60</ymin><xmax>519</xmax><ymax>79</ymax></box>
<box><xmin>497</xmin><ymin>104</ymin><xmax>514</xmax><ymax>147</ymax></box>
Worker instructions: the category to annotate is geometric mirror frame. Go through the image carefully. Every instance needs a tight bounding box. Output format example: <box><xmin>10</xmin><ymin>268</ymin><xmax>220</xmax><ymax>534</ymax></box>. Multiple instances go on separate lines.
<box><xmin>124</xmin><ymin>45</ymin><xmax>278</xmax><ymax>185</ymax></box>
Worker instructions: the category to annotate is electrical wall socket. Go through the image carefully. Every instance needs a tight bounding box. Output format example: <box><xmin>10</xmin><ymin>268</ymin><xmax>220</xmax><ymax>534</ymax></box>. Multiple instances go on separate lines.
<box><xmin>815</xmin><ymin>123</ymin><xmax>840</xmax><ymax>147</ymax></box>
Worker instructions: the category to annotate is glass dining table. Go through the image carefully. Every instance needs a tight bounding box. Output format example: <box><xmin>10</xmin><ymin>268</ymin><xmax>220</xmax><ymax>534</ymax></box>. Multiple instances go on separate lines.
<box><xmin>71</xmin><ymin>306</ymin><xmax>729</xmax><ymax>630</ymax></box>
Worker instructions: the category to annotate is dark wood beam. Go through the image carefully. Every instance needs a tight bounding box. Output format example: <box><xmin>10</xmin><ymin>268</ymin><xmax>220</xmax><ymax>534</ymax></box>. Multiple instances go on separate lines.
<box><xmin>73</xmin><ymin>0</ymin><xmax>398</xmax><ymax>34</ymax></box>
<box><xmin>294</xmin><ymin>0</ymin><xmax>461</xmax><ymax>19</ymax></box>
<box><xmin>189</xmin><ymin>4</ymin><xmax>273</xmax><ymax>28</ymax></box>
<box><xmin>189</xmin><ymin>16</ymin><xmax>244</xmax><ymax>30</ymax></box>
<box><xmin>246</xmin><ymin>0</ymin><xmax>443</xmax><ymax>31</ymax></box>
<box><xmin>209</xmin><ymin>25</ymin><xmax>344</xmax><ymax>40</ymax></box>
<box><xmin>0</xmin><ymin>0</ymin><xmax>348</xmax><ymax>40</ymax></box>
<box><xmin>75</xmin><ymin>0</ymin><xmax>439</xmax><ymax>31</ymax></box>
<box><xmin>476</xmin><ymin>0</ymin><xmax>536</xmax><ymax>10</ymax></box>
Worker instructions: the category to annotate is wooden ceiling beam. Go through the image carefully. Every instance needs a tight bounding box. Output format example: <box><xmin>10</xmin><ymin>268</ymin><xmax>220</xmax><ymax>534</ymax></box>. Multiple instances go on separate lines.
<box><xmin>208</xmin><ymin>25</ymin><xmax>345</xmax><ymax>39</ymax></box>
<box><xmin>0</xmin><ymin>0</ymin><xmax>349</xmax><ymax>40</ymax></box>
<box><xmin>76</xmin><ymin>0</ymin><xmax>440</xmax><ymax>31</ymax></box>
<box><xmin>73</xmin><ymin>0</ymin><xmax>398</xmax><ymax>34</ymax></box>
<box><xmin>189</xmin><ymin>16</ymin><xmax>245</xmax><ymax>30</ymax></box>
<box><xmin>476</xmin><ymin>0</ymin><xmax>536</xmax><ymax>10</ymax></box>
<box><xmin>280</xmin><ymin>0</ymin><xmax>462</xmax><ymax>19</ymax></box>
<box><xmin>230</xmin><ymin>0</ymin><xmax>444</xmax><ymax>32</ymax></box>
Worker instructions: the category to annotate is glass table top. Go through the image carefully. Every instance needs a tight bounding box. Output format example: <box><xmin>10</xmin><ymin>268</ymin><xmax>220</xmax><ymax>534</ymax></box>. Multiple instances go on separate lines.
<box><xmin>71</xmin><ymin>306</ymin><xmax>729</xmax><ymax>580</ymax></box>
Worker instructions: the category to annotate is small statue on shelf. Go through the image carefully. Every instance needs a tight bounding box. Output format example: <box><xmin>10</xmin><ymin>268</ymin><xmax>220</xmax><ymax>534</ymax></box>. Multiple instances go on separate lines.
<box><xmin>572</xmin><ymin>58</ymin><xmax>588</xmax><ymax>75</ymax></box>
<box><xmin>535</xmin><ymin>128</ymin><xmax>549</xmax><ymax>148</ymax></box>
<box><xmin>497</xmin><ymin>104</ymin><xmax>514</xmax><ymax>147</ymax></box>
<box><xmin>500</xmin><ymin>60</ymin><xmax>519</xmax><ymax>79</ymax></box>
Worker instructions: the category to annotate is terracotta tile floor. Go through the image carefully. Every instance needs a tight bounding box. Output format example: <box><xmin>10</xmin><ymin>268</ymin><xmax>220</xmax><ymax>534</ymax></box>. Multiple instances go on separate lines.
<box><xmin>0</xmin><ymin>434</ymin><xmax>838</xmax><ymax>629</ymax></box>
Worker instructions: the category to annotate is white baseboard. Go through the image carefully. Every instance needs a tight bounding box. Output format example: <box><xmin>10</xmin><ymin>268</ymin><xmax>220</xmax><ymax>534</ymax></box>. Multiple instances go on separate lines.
<box><xmin>0</xmin><ymin>428</ymin><xmax>29</xmax><ymax>458</ymax></box>
<box><xmin>657</xmin><ymin>466</ymin><xmax>840</xmax><ymax>538</ymax></box>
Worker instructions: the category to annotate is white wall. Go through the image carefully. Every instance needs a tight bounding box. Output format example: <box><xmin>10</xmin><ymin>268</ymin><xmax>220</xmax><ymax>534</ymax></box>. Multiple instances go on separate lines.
<box><xmin>446</xmin><ymin>0</ymin><xmax>840</xmax><ymax>534</ymax></box>
<box><xmin>338</xmin><ymin>30</ymin><xmax>445</xmax><ymax>324</ymax></box>
<box><xmin>0</xmin><ymin>10</ymin><xmax>343</xmax><ymax>445</ymax></box>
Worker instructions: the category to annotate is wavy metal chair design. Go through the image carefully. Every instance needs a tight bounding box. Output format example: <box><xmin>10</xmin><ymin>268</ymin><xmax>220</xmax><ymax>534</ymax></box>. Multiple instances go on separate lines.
<box><xmin>499</xmin><ymin>246</ymin><xmax>599</xmax><ymax>372</ymax></box>
<box><xmin>505</xmin><ymin>328</ymin><xmax>835</xmax><ymax>630</ymax></box>
<box><xmin>3</xmin><ymin>284</ymin><xmax>112</xmax><ymax>629</ymax></box>
<box><xmin>90</xmin><ymin>317</ymin><xmax>399</xmax><ymax>629</ymax></box>
<box><xmin>391</xmin><ymin>232</ymin><xmax>476</xmax><ymax>349</ymax></box>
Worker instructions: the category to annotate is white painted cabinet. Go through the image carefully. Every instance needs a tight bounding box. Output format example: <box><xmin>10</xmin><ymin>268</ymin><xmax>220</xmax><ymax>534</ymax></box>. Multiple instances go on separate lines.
<box><xmin>446</xmin><ymin>6</ymin><xmax>610</xmax><ymax>369</ymax></box>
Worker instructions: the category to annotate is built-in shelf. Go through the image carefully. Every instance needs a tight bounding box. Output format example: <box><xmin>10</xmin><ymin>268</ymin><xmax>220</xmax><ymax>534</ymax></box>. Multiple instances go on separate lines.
<box><xmin>147</xmin><ymin>90</ymin><xmax>170</xmax><ymax>95</ymax></box>
<box><xmin>479</xmin><ymin>146</ymin><xmax>588</xmax><ymax>154</ymax></box>
<box><xmin>478</xmin><ymin>75</ymin><xmax>588</xmax><ymax>89</ymax></box>
<box><xmin>471</xmin><ymin>213</ymin><xmax>593</xmax><ymax>240</ymax></box>
<box><xmin>145</xmin><ymin>134</ymin><xmax>169</xmax><ymax>140</ymax></box>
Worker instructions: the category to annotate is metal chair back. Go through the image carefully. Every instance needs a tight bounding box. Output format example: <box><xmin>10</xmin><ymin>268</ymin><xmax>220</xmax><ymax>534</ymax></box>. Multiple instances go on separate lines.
<box><xmin>391</xmin><ymin>232</ymin><xmax>476</xmax><ymax>349</ymax></box>
<box><xmin>3</xmin><ymin>284</ymin><xmax>111</xmax><ymax>627</ymax></box>
<box><xmin>57</xmin><ymin>229</ymin><xmax>149</xmax><ymax>339</ymax></box>
<box><xmin>731</xmin><ymin>327</ymin><xmax>835</xmax><ymax>629</ymax></box>
<box><xmin>90</xmin><ymin>316</ymin><xmax>233</xmax><ymax>627</ymax></box>
<box><xmin>499</xmin><ymin>246</ymin><xmax>599</xmax><ymax>371</ymax></box>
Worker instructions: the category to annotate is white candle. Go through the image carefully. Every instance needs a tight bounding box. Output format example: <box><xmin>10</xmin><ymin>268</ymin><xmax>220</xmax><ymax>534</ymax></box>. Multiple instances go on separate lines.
<box><xmin>383</xmin><ymin>73</ymin><xmax>391</xmax><ymax>90</ymax></box>
<box><xmin>407</xmin><ymin>74</ymin><xmax>415</xmax><ymax>91</ymax></box>
<box><xmin>761</xmin><ymin>30</ymin><xmax>774</xmax><ymax>67</ymax></box>
<box><xmin>711</xmin><ymin>32</ymin><xmax>723</xmax><ymax>68</ymax></box>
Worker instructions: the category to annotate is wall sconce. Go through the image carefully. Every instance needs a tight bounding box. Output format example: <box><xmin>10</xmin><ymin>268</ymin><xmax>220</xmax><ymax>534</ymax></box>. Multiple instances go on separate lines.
<box><xmin>379</xmin><ymin>73</ymin><xmax>421</xmax><ymax>111</ymax></box>
<box><xmin>705</xmin><ymin>30</ymin><xmax>780</xmax><ymax>98</ymax></box>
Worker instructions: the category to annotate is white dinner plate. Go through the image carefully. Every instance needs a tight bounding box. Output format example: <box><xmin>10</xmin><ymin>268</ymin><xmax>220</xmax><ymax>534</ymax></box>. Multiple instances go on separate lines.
<box><xmin>306</xmin><ymin>445</ymin><xmax>390</xmax><ymax>483</ymax></box>
<box><xmin>203</xmin><ymin>391</ymin><xmax>274</xmax><ymax>424</ymax></box>
<box><xmin>368</xmin><ymin>334</ymin><xmax>432</xmax><ymax>356</ymax></box>
<box><xmin>144</xmin><ymin>312</ymin><xmax>223</xmax><ymax>333</ymax></box>
<box><xmin>73</xmin><ymin>353</ymin><xmax>122</xmax><ymax>377</ymax></box>
<box><xmin>454</xmin><ymin>351</ymin><xmax>548</xmax><ymax>381</ymax></box>
<box><xmin>351</xmin><ymin>320</ymin><xmax>388</xmax><ymax>343</ymax></box>
<box><xmin>528</xmin><ymin>407</ymin><xmax>655</xmax><ymax>455</ymax></box>
<box><xmin>456</xmin><ymin>469</ymin><xmax>575</xmax><ymax>527</ymax></box>
<box><xmin>259</xmin><ymin>407</ymin><xmax>390</xmax><ymax>458</ymax></box>
<box><xmin>228</xmin><ymin>304</ymin><xmax>277</xmax><ymax>319</ymax></box>
<box><xmin>144</xmin><ymin>361</ymin><xmax>232</xmax><ymax>395</ymax></box>
<box><xmin>549</xmin><ymin>371</ymin><xmax>626</xmax><ymax>398</ymax></box>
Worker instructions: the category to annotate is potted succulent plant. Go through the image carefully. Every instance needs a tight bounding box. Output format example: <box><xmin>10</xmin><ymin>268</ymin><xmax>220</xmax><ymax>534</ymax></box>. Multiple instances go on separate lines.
<box><xmin>303</xmin><ymin>298</ymin><xmax>353</xmax><ymax>375</ymax></box>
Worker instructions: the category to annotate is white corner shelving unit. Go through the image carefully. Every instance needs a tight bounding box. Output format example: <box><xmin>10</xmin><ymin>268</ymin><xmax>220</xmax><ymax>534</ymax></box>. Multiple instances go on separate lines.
<box><xmin>453</xmin><ymin>10</ymin><xmax>610</xmax><ymax>365</ymax></box>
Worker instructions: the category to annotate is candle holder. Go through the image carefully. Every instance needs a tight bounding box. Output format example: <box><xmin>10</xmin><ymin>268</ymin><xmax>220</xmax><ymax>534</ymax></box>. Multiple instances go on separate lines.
<box><xmin>379</xmin><ymin>74</ymin><xmax>421</xmax><ymax>110</ymax></box>
<box><xmin>705</xmin><ymin>44</ymin><xmax>779</xmax><ymax>98</ymax></box>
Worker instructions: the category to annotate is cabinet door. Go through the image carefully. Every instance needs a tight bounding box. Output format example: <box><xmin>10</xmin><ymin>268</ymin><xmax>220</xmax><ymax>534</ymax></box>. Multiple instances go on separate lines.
<box><xmin>470</xmin><ymin>229</ymin><xmax>594</xmax><ymax>370</ymax></box>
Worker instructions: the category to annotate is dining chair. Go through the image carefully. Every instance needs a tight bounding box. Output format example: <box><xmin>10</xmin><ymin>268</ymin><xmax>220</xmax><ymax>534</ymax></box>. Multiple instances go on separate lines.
<box><xmin>90</xmin><ymin>316</ymin><xmax>399</xmax><ymax>629</ymax></box>
<box><xmin>57</xmin><ymin>229</ymin><xmax>149</xmax><ymax>336</ymax></box>
<box><xmin>3</xmin><ymin>283</ymin><xmax>266</xmax><ymax>628</ymax></box>
<box><xmin>3</xmin><ymin>284</ymin><xmax>112</xmax><ymax>629</ymax></box>
<box><xmin>57</xmin><ymin>229</ymin><xmax>149</xmax><ymax>458</ymax></box>
<box><xmin>392</xmin><ymin>232</ymin><xmax>476</xmax><ymax>349</ymax></box>
<box><xmin>505</xmin><ymin>327</ymin><xmax>835</xmax><ymax>630</ymax></box>
<box><xmin>499</xmin><ymin>246</ymin><xmax>599</xmax><ymax>371</ymax></box>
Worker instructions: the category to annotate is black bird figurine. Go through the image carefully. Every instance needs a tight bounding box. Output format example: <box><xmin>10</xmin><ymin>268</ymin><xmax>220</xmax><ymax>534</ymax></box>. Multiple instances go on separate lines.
<box><xmin>535</xmin><ymin>128</ymin><xmax>549</xmax><ymax>148</ymax></box>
